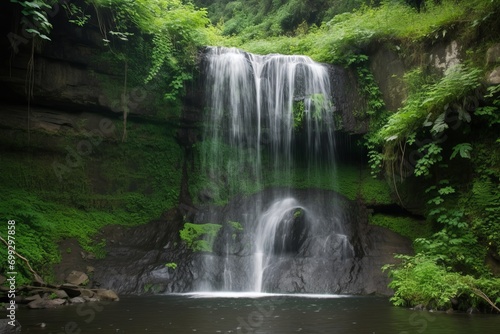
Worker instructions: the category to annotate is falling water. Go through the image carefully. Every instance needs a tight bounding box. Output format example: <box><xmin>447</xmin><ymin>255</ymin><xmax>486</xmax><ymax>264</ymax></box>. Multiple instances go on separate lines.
<box><xmin>203</xmin><ymin>47</ymin><xmax>335</xmax><ymax>197</ymax></box>
<box><xmin>253</xmin><ymin>198</ymin><xmax>303</xmax><ymax>292</ymax></box>
<box><xmin>201</xmin><ymin>47</ymin><xmax>348</xmax><ymax>293</ymax></box>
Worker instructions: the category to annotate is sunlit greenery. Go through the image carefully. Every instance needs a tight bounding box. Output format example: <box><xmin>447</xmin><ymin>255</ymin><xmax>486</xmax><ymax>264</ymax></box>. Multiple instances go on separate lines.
<box><xmin>384</xmin><ymin>253</ymin><xmax>500</xmax><ymax>310</ymax></box>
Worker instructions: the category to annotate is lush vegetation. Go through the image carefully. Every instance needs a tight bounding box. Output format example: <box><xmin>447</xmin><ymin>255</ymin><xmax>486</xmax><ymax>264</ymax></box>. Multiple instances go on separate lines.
<box><xmin>370</xmin><ymin>214</ymin><xmax>433</xmax><ymax>241</ymax></box>
<box><xmin>384</xmin><ymin>254</ymin><xmax>500</xmax><ymax>311</ymax></box>
<box><xmin>190</xmin><ymin>0</ymin><xmax>500</xmax><ymax>311</ymax></box>
<box><xmin>4</xmin><ymin>0</ymin><xmax>500</xmax><ymax>312</ymax></box>
<box><xmin>0</xmin><ymin>120</ymin><xmax>182</xmax><ymax>284</ymax></box>
<box><xmin>2</xmin><ymin>0</ymin><xmax>205</xmax><ymax>283</ymax></box>
<box><xmin>179</xmin><ymin>222</ymin><xmax>222</xmax><ymax>252</ymax></box>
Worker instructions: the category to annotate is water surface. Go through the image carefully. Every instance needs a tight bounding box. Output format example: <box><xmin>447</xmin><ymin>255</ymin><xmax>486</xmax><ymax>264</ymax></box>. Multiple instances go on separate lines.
<box><xmin>16</xmin><ymin>293</ymin><xmax>500</xmax><ymax>333</ymax></box>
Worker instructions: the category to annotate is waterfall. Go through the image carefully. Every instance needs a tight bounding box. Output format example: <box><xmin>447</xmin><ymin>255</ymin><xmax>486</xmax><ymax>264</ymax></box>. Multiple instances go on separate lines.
<box><xmin>199</xmin><ymin>47</ymin><xmax>349</xmax><ymax>293</ymax></box>
<box><xmin>253</xmin><ymin>198</ymin><xmax>304</xmax><ymax>292</ymax></box>
<box><xmin>202</xmin><ymin>47</ymin><xmax>335</xmax><ymax>200</ymax></box>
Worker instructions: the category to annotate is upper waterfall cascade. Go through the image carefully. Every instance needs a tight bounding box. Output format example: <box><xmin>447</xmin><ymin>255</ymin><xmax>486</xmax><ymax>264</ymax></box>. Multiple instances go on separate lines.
<box><xmin>203</xmin><ymin>47</ymin><xmax>336</xmax><ymax>191</ymax></box>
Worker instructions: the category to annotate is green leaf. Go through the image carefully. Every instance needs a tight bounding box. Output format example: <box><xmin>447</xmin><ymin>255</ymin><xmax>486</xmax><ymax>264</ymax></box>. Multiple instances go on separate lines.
<box><xmin>431</xmin><ymin>112</ymin><xmax>448</xmax><ymax>134</ymax></box>
<box><xmin>438</xmin><ymin>186</ymin><xmax>455</xmax><ymax>195</ymax></box>
<box><xmin>450</xmin><ymin>143</ymin><xmax>472</xmax><ymax>159</ymax></box>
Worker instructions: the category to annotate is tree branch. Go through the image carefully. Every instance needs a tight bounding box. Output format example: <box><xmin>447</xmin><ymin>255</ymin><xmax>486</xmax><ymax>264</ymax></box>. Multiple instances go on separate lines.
<box><xmin>0</xmin><ymin>235</ymin><xmax>45</xmax><ymax>284</ymax></box>
<box><xmin>471</xmin><ymin>287</ymin><xmax>500</xmax><ymax>313</ymax></box>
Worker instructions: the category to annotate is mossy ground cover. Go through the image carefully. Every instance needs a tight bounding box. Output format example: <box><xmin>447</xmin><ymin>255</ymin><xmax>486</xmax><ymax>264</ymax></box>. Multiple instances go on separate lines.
<box><xmin>370</xmin><ymin>214</ymin><xmax>433</xmax><ymax>241</ymax></box>
<box><xmin>0</xmin><ymin>120</ymin><xmax>182</xmax><ymax>284</ymax></box>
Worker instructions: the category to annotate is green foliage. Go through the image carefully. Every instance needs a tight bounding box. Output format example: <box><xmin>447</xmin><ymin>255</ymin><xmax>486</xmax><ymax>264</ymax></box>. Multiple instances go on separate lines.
<box><xmin>229</xmin><ymin>221</ymin><xmax>243</xmax><ymax>231</ymax></box>
<box><xmin>292</xmin><ymin>100</ymin><xmax>305</xmax><ymax>130</ymax></box>
<box><xmin>467</xmin><ymin>177</ymin><xmax>500</xmax><ymax>259</ymax></box>
<box><xmin>413</xmin><ymin>143</ymin><xmax>443</xmax><ymax>177</ymax></box>
<box><xmin>381</xmin><ymin>109</ymin><xmax>500</xmax><ymax>300</ymax></box>
<box><xmin>143</xmin><ymin>283</ymin><xmax>163</xmax><ymax>293</ymax></box>
<box><xmin>384</xmin><ymin>253</ymin><xmax>500</xmax><ymax>310</ymax></box>
<box><xmin>63</xmin><ymin>2</ymin><xmax>91</xmax><ymax>27</ymax></box>
<box><xmin>130</xmin><ymin>0</ymin><xmax>209</xmax><ymax>101</ymax></box>
<box><xmin>179</xmin><ymin>223</ymin><xmax>222</xmax><ymax>252</ymax></box>
<box><xmin>347</xmin><ymin>54</ymin><xmax>385</xmax><ymax>118</ymax></box>
<box><xmin>475</xmin><ymin>84</ymin><xmax>500</xmax><ymax>126</ymax></box>
<box><xmin>65</xmin><ymin>0</ymin><xmax>211</xmax><ymax>107</ymax></box>
<box><xmin>378</xmin><ymin>65</ymin><xmax>481</xmax><ymax>145</ymax></box>
<box><xmin>165</xmin><ymin>262</ymin><xmax>177</xmax><ymax>269</ymax></box>
<box><xmin>420</xmin><ymin>182</ymin><xmax>489</xmax><ymax>275</ymax></box>
<box><xmin>0</xmin><ymin>119</ymin><xmax>182</xmax><ymax>284</ymax></box>
<box><xmin>11</xmin><ymin>0</ymin><xmax>53</xmax><ymax>40</ymax></box>
<box><xmin>232</xmin><ymin>0</ymin><xmax>470</xmax><ymax>63</ymax></box>
<box><xmin>190</xmin><ymin>138</ymin><xmax>265</xmax><ymax>205</ymax></box>
<box><xmin>0</xmin><ymin>188</ymin><xmax>125</xmax><ymax>284</ymax></box>
<box><xmin>450</xmin><ymin>143</ymin><xmax>472</xmax><ymax>159</ymax></box>
<box><xmin>370</xmin><ymin>214</ymin><xmax>433</xmax><ymax>241</ymax></box>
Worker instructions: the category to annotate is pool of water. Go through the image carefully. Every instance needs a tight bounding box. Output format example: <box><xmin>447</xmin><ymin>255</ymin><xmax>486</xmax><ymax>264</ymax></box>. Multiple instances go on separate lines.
<box><xmin>16</xmin><ymin>293</ymin><xmax>500</xmax><ymax>333</ymax></box>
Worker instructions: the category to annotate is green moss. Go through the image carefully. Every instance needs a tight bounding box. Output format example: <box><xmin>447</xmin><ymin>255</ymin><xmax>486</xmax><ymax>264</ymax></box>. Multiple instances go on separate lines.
<box><xmin>190</xmin><ymin>140</ymin><xmax>393</xmax><ymax>205</ymax></box>
<box><xmin>229</xmin><ymin>221</ymin><xmax>243</xmax><ymax>231</ymax></box>
<box><xmin>165</xmin><ymin>262</ymin><xmax>177</xmax><ymax>269</ymax></box>
<box><xmin>370</xmin><ymin>214</ymin><xmax>433</xmax><ymax>241</ymax></box>
<box><xmin>179</xmin><ymin>223</ymin><xmax>222</xmax><ymax>252</ymax></box>
<box><xmin>143</xmin><ymin>283</ymin><xmax>163</xmax><ymax>293</ymax></box>
<box><xmin>0</xmin><ymin>119</ymin><xmax>183</xmax><ymax>284</ymax></box>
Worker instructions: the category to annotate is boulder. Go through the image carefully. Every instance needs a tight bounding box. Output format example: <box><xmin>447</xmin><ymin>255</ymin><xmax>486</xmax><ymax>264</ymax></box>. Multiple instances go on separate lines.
<box><xmin>79</xmin><ymin>289</ymin><xmax>95</xmax><ymax>298</ymax></box>
<box><xmin>52</xmin><ymin>289</ymin><xmax>69</xmax><ymax>299</ymax></box>
<box><xmin>0</xmin><ymin>319</ymin><xmax>21</xmax><ymax>333</ymax></box>
<box><xmin>486</xmin><ymin>44</ymin><xmax>500</xmax><ymax>64</ymax></box>
<box><xmin>65</xmin><ymin>270</ymin><xmax>89</xmax><ymax>286</ymax></box>
<box><xmin>27</xmin><ymin>298</ymin><xmax>66</xmax><ymax>309</ymax></box>
<box><xmin>23</xmin><ymin>294</ymin><xmax>42</xmax><ymax>303</ymax></box>
<box><xmin>93</xmin><ymin>289</ymin><xmax>119</xmax><ymax>301</ymax></box>
<box><xmin>69</xmin><ymin>297</ymin><xmax>86</xmax><ymax>304</ymax></box>
<box><xmin>32</xmin><ymin>287</ymin><xmax>70</xmax><ymax>300</ymax></box>
<box><xmin>487</xmin><ymin>67</ymin><xmax>500</xmax><ymax>85</ymax></box>
<box><xmin>59</xmin><ymin>283</ymin><xmax>83</xmax><ymax>298</ymax></box>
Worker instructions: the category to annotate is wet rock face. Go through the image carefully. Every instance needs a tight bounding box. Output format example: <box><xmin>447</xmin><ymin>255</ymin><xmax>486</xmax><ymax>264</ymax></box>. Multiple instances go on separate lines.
<box><xmin>91</xmin><ymin>189</ymin><xmax>412</xmax><ymax>296</ymax></box>
<box><xmin>273</xmin><ymin>208</ymin><xmax>308</xmax><ymax>255</ymax></box>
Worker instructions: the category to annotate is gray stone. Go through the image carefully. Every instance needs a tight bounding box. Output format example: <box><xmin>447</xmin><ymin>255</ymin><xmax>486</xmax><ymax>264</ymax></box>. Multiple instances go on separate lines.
<box><xmin>27</xmin><ymin>298</ymin><xmax>66</xmax><ymax>309</ymax></box>
<box><xmin>93</xmin><ymin>289</ymin><xmax>120</xmax><ymax>301</ymax></box>
<box><xmin>65</xmin><ymin>270</ymin><xmax>89</xmax><ymax>286</ymax></box>
<box><xmin>60</xmin><ymin>284</ymin><xmax>82</xmax><ymax>298</ymax></box>
<box><xmin>430</xmin><ymin>40</ymin><xmax>462</xmax><ymax>72</ymax></box>
<box><xmin>0</xmin><ymin>319</ymin><xmax>21</xmax><ymax>333</ymax></box>
<box><xmin>69</xmin><ymin>297</ymin><xmax>86</xmax><ymax>304</ymax></box>
<box><xmin>486</xmin><ymin>44</ymin><xmax>500</xmax><ymax>64</ymax></box>
<box><xmin>91</xmin><ymin>188</ymin><xmax>412</xmax><ymax>296</ymax></box>
<box><xmin>370</xmin><ymin>46</ymin><xmax>407</xmax><ymax>112</ymax></box>
<box><xmin>487</xmin><ymin>67</ymin><xmax>500</xmax><ymax>85</ymax></box>
<box><xmin>52</xmin><ymin>289</ymin><xmax>69</xmax><ymax>299</ymax></box>
<box><xmin>79</xmin><ymin>289</ymin><xmax>95</xmax><ymax>298</ymax></box>
<box><xmin>36</xmin><ymin>287</ymin><xmax>70</xmax><ymax>300</ymax></box>
<box><xmin>23</xmin><ymin>294</ymin><xmax>42</xmax><ymax>302</ymax></box>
